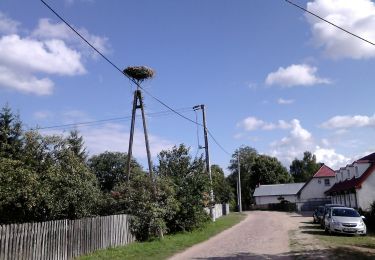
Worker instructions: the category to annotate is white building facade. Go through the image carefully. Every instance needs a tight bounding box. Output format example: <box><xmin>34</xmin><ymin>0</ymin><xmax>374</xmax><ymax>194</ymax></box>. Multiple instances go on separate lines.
<box><xmin>296</xmin><ymin>165</ymin><xmax>335</xmax><ymax>211</ymax></box>
<box><xmin>326</xmin><ymin>153</ymin><xmax>375</xmax><ymax>211</ymax></box>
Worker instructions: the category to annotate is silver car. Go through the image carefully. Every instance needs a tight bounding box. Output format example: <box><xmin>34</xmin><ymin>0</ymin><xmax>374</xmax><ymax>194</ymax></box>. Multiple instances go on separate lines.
<box><xmin>324</xmin><ymin>207</ymin><xmax>366</xmax><ymax>235</ymax></box>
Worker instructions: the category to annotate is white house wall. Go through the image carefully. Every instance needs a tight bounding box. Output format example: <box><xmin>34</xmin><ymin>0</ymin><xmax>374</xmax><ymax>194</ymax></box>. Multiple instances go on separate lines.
<box><xmin>357</xmin><ymin>163</ymin><xmax>370</xmax><ymax>177</ymax></box>
<box><xmin>357</xmin><ymin>169</ymin><xmax>375</xmax><ymax>211</ymax></box>
<box><xmin>299</xmin><ymin>177</ymin><xmax>334</xmax><ymax>202</ymax></box>
<box><xmin>255</xmin><ymin>195</ymin><xmax>298</xmax><ymax>205</ymax></box>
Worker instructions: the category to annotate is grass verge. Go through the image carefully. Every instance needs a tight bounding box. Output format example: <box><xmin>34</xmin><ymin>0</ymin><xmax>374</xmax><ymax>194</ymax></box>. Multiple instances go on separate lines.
<box><xmin>295</xmin><ymin>220</ymin><xmax>375</xmax><ymax>259</ymax></box>
<box><xmin>314</xmin><ymin>229</ymin><xmax>375</xmax><ymax>250</ymax></box>
<box><xmin>79</xmin><ymin>213</ymin><xmax>246</xmax><ymax>260</ymax></box>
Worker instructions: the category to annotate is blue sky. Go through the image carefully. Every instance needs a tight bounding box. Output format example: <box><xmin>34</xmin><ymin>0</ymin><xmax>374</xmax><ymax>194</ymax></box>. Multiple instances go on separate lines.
<box><xmin>1</xmin><ymin>0</ymin><xmax>375</xmax><ymax>172</ymax></box>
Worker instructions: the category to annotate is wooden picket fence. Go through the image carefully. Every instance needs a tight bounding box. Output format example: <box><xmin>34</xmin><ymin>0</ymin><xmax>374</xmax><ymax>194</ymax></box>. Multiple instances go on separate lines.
<box><xmin>0</xmin><ymin>214</ymin><xmax>134</xmax><ymax>260</ymax></box>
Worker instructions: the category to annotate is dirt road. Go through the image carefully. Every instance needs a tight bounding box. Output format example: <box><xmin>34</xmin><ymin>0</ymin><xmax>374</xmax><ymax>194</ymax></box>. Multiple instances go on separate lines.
<box><xmin>169</xmin><ymin>211</ymin><xmax>297</xmax><ymax>259</ymax></box>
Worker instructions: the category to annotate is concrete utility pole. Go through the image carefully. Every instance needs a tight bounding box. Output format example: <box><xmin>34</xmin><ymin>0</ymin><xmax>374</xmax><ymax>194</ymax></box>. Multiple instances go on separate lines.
<box><xmin>194</xmin><ymin>104</ymin><xmax>215</xmax><ymax>221</ymax></box>
<box><xmin>237</xmin><ymin>150</ymin><xmax>242</xmax><ymax>212</ymax></box>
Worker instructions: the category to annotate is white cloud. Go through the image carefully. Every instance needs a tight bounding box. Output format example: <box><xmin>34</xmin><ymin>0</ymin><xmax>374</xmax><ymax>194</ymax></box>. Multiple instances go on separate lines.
<box><xmin>0</xmin><ymin>35</ymin><xmax>85</xmax><ymax>95</ymax></box>
<box><xmin>277</xmin><ymin>98</ymin><xmax>294</xmax><ymax>105</ymax></box>
<box><xmin>314</xmin><ymin>146</ymin><xmax>351</xmax><ymax>170</ymax></box>
<box><xmin>265</xmin><ymin>64</ymin><xmax>330</xmax><ymax>87</ymax></box>
<box><xmin>0</xmin><ymin>14</ymin><xmax>110</xmax><ymax>95</ymax></box>
<box><xmin>238</xmin><ymin>117</ymin><xmax>292</xmax><ymax>131</ymax></box>
<box><xmin>238</xmin><ymin>117</ymin><xmax>264</xmax><ymax>131</ymax></box>
<box><xmin>42</xmin><ymin>123</ymin><xmax>174</xmax><ymax>159</ymax></box>
<box><xmin>0</xmin><ymin>66</ymin><xmax>53</xmax><ymax>95</ymax></box>
<box><xmin>321</xmin><ymin>114</ymin><xmax>375</xmax><ymax>129</ymax></box>
<box><xmin>0</xmin><ymin>35</ymin><xmax>85</xmax><ymax>76</ymax></box>
<box><xmin>32</xmin><ymin>18</ymin><xmax>110</xmax><ymax>55</ymax></box>
<box><xmin>306</xmin><ymin>0</ymin><xmax>375</xmax><ymax>59</ymax></box>
<box><xmin>267</xmin><ymin>119</ymin><xmax>353</xmax><ymax>169</ymax></box>
<box><xmin>0</xmin><ymin>12</ymin><xmax>19</xmax><ymax>34</ymax></box>
<box><xmin>270</xmin><ymin>119</ymin><xmax>314</xmax><ymax>165</ymax></box>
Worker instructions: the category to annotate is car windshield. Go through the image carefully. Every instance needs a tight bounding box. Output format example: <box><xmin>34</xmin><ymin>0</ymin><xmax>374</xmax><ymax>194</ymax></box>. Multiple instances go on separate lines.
<box><xmin>332</xmin><ymin>208</ymin><xmax>360</xmax><ymax>217</ymax></box>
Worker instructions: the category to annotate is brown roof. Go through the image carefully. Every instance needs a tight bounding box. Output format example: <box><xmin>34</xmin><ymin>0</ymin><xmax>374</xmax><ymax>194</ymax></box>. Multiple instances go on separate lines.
<box><xmin>313</xmin><ymin>164</ymin><xmax>335</xmax><ymax>178</ymax></box>
<box><xmin>355</xmin><ymin>152</ymin><xmax>375</xmax><ymax>163</ymax></box>
<box><xmin>325</xmin><ymin>163</ymin><xmax>375</xmax><ymax>194</ymax></box>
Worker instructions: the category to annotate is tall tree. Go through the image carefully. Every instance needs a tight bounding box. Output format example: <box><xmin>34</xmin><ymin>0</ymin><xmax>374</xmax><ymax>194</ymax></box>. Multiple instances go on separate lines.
<box><xmin>211</xmin><ymin>164</ymin><xmax>233</xmax><ymax>204</ymax></box>
<box><xmin>156</xmin><ymin>144</ymin><xmax>210</xmax><ymax>232</ymax></box>
<box><xmin>290</xmin><ymin>151</ymin><xmax>321</xmax><ymax>182</ymax></box>
<box><xmin>67</xmin><ymin>129</ymin><xmax>87</xmax><ymax>162</ymax></box>
<box><xmin>227</xmin><ymin>146</ymin><xmax>258</xmax><ymax>210</ymax></box>
<box><xmin>251</xmin><ymin>155</ymin><xmax>292</xmax><ymax>186</ymax></box>
<box><xmin>88</xmin><ymin>151</ymin><xmax>143</xmax><ymax>192</ymax></box>
<box><xmin>227</xmin><ymin>146</ymin><xmax>292</xmax><ymax>209</ymax></box>
<box><xmin>0</xmin><ymin>105</ymin><xmax>23</xmax><ymax>159</ymax></box>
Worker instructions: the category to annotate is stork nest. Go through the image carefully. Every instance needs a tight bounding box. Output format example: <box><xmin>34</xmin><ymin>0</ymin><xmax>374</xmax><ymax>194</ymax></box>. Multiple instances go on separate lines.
<box><xmin>123</xmin><ymin>66</ymin><xmax>155</xmax><ymax>81</ymax></box>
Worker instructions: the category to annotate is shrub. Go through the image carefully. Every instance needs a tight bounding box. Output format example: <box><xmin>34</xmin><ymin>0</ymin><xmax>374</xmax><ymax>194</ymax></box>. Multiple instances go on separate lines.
<box><xmin>268</xmin><ymin>200</ymin><xmax>297</xmax><ymax>212</ymax></box>
<box><xmin>157</xmin><ymin>145</ymin><xmax>211</xmax><ymax>233</ymax></box>
<box><xmin>112</xmin><ymin>173</ymin><xmax>179</xmax><ymax>241</ymax></box>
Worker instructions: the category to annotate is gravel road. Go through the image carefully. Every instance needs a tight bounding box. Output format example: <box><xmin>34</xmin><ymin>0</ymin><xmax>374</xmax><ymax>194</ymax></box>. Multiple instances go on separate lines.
<box><xmin>169</xmin><ymin>211</ymin><xmax>297</xmax><ymax>259</ymax></box>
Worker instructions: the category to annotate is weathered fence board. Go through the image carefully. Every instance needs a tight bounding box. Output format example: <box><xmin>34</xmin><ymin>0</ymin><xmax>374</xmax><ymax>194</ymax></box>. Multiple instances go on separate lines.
<box><xmin>0</xmin><ymin>214</ymin><xmax>134</xmax><ymax>260</ymax></box>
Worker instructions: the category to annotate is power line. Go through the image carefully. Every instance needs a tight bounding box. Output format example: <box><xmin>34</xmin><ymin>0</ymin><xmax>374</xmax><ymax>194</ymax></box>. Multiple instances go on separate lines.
<box><xmin>207</xmin><ymin>130</ymin><xmax>231</xmax><ymax>156</ymax></box>
<box><xmin>40</xmin><ymin>0</ymin><xmax>136</xmax><ymax>83</ymax></box>
<box><xmin>285</xmin><ymin>0</ymin><xmax>375</xmax><ymax>46</ymax></box>
<box><xmin>39</xmin><ymin>0</ymin><xmax>230</xmax><ymax>156</ymax></box>
<box><xmin>40</xmin><ymin>0</ymin><xmax>201</xmax><ymax>127</ymax></box>
<box><xmin>29</xmin><ymin>108</ymin><xmax>193</xmax><ymax>131</ymax></box>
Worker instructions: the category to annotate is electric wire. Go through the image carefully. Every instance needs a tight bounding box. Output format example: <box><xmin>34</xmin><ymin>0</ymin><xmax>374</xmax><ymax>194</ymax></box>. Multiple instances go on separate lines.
<box><xmin>39</xmin><ymin>0</ymin><xmax>230</xmax><ymax>156</ymax></box>
<box><xmin>29</xmin><ymin>108</ymin><xmax>193</xmax><ymax>131</ymax></box>
<box><xmin>207</xmin><ymin>130</ymin><xmax>231</xmax><ymax>156</ymax></box>
<box><xmin>285</xmin><ymin>0</ymin><xmax>375</xmax><ymax>46</ymax></box>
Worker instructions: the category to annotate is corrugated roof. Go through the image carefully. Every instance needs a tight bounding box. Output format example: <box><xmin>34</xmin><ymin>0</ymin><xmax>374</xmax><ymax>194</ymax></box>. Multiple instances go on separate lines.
<box><xmin>253</xmin><ymin>183</ymin><xmax>305</xmax><ymax>197</ymax></box>
<box><xmin>313</xmin><ymin>164</ymin><xmax>335</xmax><ymax>178</ymax></box>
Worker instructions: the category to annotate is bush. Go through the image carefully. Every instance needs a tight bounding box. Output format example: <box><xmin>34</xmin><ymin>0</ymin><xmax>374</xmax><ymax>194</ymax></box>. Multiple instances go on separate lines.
<box><xmin>157</xmin><ymin>145</ymin><xmax>211</xmax><ymax>233</ymax></box>
<box><xmin>112</xmin><ymin>173</ymin><xmax>179</xmax><ymax>241</ymax></box>
<box><xmin>268</xmin><ymin>200</ymin><xmax>297</xmax><ymax>212</ymax></box>
<box><xmin>362</xmin><ymin>201</ymin><xmax>375</xmax><ymax>230</ymax></box>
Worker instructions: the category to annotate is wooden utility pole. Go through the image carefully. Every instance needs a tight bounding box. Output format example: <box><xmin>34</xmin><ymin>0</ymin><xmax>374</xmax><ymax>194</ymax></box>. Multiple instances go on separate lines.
<box><xmin>194</xmin><ymin>104</ymin><xmax>215</xmax><ymax>221</ymax></box>
<box><xmin>126</xmin><ymin>87</ymin><xmax>153</xmax><ymax>181</ymax></box>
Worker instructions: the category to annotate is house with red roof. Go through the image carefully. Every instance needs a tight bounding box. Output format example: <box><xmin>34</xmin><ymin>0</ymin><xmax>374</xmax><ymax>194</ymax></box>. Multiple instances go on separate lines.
<box><xmin>295</xmin><ymin>164</ymin><xmax>336</xmax><ymax>211</ymax></box>
<box><xmin>325</xmin><ymin>152</ymin><xmax>375</xmax><ymax>211</ymax></box>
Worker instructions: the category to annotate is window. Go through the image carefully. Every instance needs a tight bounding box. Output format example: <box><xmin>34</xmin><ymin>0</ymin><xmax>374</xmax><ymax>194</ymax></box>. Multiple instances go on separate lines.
<box><xmin>347</xmin><ymin>170</ymin><xmax>350</xmax><ymax>180</ymax></box>
<box><xmin>324</xmin><ymin>179</ymin><xmax>330</xmax><ymax>186</ymax></box>
<box><xmin>318</xmin><ymin>179</ymin><xmax>321</xmax><ymax>184</ymax></box>
<box><xmin>355</xmin><ymin>166</ymin><xmax>359</xmax><ymax>178</ymax></box>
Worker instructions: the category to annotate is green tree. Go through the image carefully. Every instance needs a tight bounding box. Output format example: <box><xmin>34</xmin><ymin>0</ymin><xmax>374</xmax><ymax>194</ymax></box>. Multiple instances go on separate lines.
<box><xmin>211</xmin><ymin>164</ymin><xmax>233</xmax><ymax>204</ymax></box>
<box><xmin>88</xmin><ymin>151</ymin><xmax>143</xmax><ymax>192</ymax></box>
<box><xmin>0</xmin><ymin>158</ymin><xmax>41</xmax><ymax>223</ymax></box>
<box><xmin>156</xmin><ymin>144</ymin><xmax>210</xmax><ymax>232</ymax></box>
<box><xmin>29</xmin><ymin>134</ymin><xmax>102</xmax><ymax>221</ymax></box>
<box><xmin>227</xmin><ymin>146</ymin><xmax>292</xmax><ymax>209</ymax></box>
<box><xmin>251</xmin><ymin>155</ymin><xmax>292</xmax><ymax>186</ymax></box>
<box><xmin>227</xmin><ymin>146</ymin><xmax>258</xmax><ymax>210</ymax></box>
<box><xmin>290</xmin><ymin>151</ymin><xmax>321</xmax><ymax>182</ymax></box>
<box><xmin>67</xmin><ymin>129</ymin><xmax>87</xmax><ymax>162</ymax></box>
<box><xmin>0</xmin><ymin>105</ymin><xmax>23</xmax><ymax>159</ymax></box>
<box><xmin>112</xmin><ymin>173</ymin><xmax>179</xmax><ymax>241</ymax></box>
